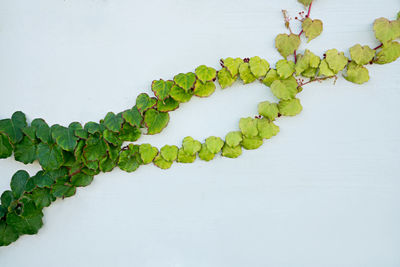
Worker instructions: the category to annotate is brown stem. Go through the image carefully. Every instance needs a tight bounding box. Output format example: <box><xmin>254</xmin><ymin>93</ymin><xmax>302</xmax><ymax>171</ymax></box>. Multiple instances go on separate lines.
<box><xmin>373</xmin><ymin>43</ymin><xmax>383</xmax><ymax>50</ymax></box>
<box><xmin>297</xmin><ymin>75</ymin><xmax>337</xmax><ymax>87</ymax></box>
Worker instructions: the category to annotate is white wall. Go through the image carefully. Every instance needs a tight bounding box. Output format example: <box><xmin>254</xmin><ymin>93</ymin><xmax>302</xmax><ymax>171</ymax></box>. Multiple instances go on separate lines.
<box><xmin>0</xmin><ymin>0</ymin><xmax>399</xmax><ymax>266</ymax></box>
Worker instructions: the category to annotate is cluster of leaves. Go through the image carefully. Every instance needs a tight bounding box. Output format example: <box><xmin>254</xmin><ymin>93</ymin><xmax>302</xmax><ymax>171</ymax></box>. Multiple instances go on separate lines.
<box><xmin>0</xmin><ymin>0</ymin><xmax>399</xmax><ymax>247</ymax></box>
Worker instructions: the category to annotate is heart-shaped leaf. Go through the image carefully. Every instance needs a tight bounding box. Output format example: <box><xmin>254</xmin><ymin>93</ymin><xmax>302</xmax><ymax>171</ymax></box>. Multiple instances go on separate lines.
<box><xmin>136</xmin><ymin>93</ymin><xmax>157</xmax><ymax>112</ymax></box>
<box><xmin>0</xmin><ymin>111</ymin><xmax>27</xmax><ymax>144</ymax></box>
<box><xmin>302</xmin><ymin>18</ymin><xmax>323</xmax><ymax>42</ymax></box>
<box><xmin>151</xmin><ymin>79</ymin><xmax>174</xmax><ymax>100</ymax></box>
<box><xmin>349</xmin><ymin>44</ymin><xmax>375</xmax><ymax>65</ymax></box>
<box><xmin>173</xmin><ymin>73</ymin><xmax>196</xmax><ymax>92</ymax></box>
<box><xmin>195</xmin><ymin>65</ymin><xmax>217</xmax><ymax>82</ymax></box>
<box><xmin>144</xmin><ymin>109</ymin><xmax>169</xmax><ymax>135</ymax></box>
<box><xmin>275</xmin><ymin>34</ymin><xmax>301</xmax><ymax>58</ymax></box>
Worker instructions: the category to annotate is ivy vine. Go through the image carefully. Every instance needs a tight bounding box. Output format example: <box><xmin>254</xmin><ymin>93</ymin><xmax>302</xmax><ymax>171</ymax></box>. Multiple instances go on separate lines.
<box><xmin>0</xmin><ymin>0</ymin><xmax>399</xmax><ymax>247</ymax></box>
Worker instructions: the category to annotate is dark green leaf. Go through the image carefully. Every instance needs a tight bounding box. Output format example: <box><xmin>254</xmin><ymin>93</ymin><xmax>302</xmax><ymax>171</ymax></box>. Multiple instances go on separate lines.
<box><xmin>122</xmin><ymin>106</ymin><xmax>142</xmax><ymax>128</ymax></box>
<box><xmin>0</xmin><ymin>111</ymin><xmax>27</xmax><ymax>144</ymax></box>
<box><xmin>71</xmin><ymin>173</ymin><xmax>94</xmax><ymax>187</ymax></box>
<box><xmin>14</xmin><ymin>136</ymin><xmax>37</xmax><ymax>164</ymax></box>
<box><xmin>31</xmin><ymin>118</ymin><xmax>52</xmax><ymax>144</ymax></box>
<box><xmin>10</xmin><ymin>170</ymin><xmax>30</xmax><ymax>199</ymax></box>
<box><xmin>144</xmin><ymin>109</ymin><xmax>169</xmax><ymax>135</ymax></box>
<box><xmin>0</xmin><ymin>133</ymin><xmax>13</xmax><ymax>159</ymax></box>
<box><xmin>136</xmin><ymin>93</ymin><xmax>157</xmax><ymax>112</ymax></box>
<box><xmin>37</xmin><ymin>143</ymin><xmax>64</xmax><ymax>171</ymax></box>
<box><xmin>104</xmin><ymin>112</ymin><xmax>124</xmax><ymax>133</ymax></box>
<box><xmin>51</xmin><ymin>125</ymin><xmax>78</xmax><ymax>152</ymax></box>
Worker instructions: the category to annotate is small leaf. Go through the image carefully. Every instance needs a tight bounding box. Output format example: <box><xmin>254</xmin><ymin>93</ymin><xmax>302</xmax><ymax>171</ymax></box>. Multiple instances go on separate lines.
<box><xmin>177</xmin><ymin>148</ymin><xmax>196</xmax><ymax>163</ymax></box>
<box><xmin>194</xmin><ymin>80</ymin><xmax>216</xmax><ymax>97</ymax></box>
<box><xmin>71</xmin><ymin>173</ymin><xmax>94</xmax><ymax>187</ymax></box>
<box><xmin>195</xmin><ymin>65</ymin><xmax>217</xmax><ymax>82</ymax></box>
<box><xmin>0</xmin><ymin>133</ymin><xmax>13</xmax><ymax>159</ymax></box>
<box><xmin>295</xmin><ymin>49</ymin><xmax>321</xmax><ymax>76</ymax></box>
<box><xmin>344</xmin><ymin>62</ymin><xmax>370</xmax><ymax>84</ymax></box>
<box><xmin>0</xmin><ymin>221</ymin><xmax>19</xmax><ymax>246</ymax></box>
<box><xmin>152</xmin><ymin>79</ymin><xmax>174</xmax><ymax>100</ymax></box>
<box><xmin>262</xmin><ymin>69</ymin><xmax>280</xmax><ymax>87</ymax></box>
<box><xmin>136</xmin><ymin>93</ymin><xmax>157</xmax><ymax>112</ymax></box>
<box><xmin>1</xmin><ymin>191</ymin><xmax>14</xmax><ymax>208</ymax></box>
<box><xmin>22</xmin><ymin>126</ymin><xmax>36</xmax><ymax>141</ymax></box>
<box><xmin>278</xmin><ymin>98</ymin><xmax>303</xmax><ymax>116</ymax></box>
<box><xmin>182</xmin><ymin>136</ymin><xmax>202</xmax><ymax>155</ymax></box>
<box><xmin>221</xmin><ymin>144</ymin><xmax>242</xmax><ymax>158</ymax></box>
<box><xmin>51</xmin><ymin>125</ymin><xmax>78</xmax><ymax>152</ymax></box>
<box><xmin>103</xmin><ymin>129</ymin><xmax>122</xmax><ymax>146</ymax></box>
<box><xmin>258</xmin><ymin>101</ymin><xmax>279</xmax><ymax>121</ymax></box>
<box><xmin>325</xmin><ymin>49</ymin><xmax>348</xmax><ymax>73</ymax></box>
<box><xmin>217</xmin><ymin>68</ymin><xmax>236</xmax><ymax>89</ymax></box>
<box><xmin>205</xmin><ymin>136</ymin><xmax>224</xmax><ymax>154</ymax></box>
<box><xmin>276</xmin><ymin>59</ymin><xmax>295</xmax><ymax>79</ymax></box>
<box><xmin>32</xmin><ymin>171</ymin><xmax>55</xmax><ymax>188</ymax></box>
<box><xmin>84</xmin><ymin>122</ymin><xmax>102</xmax><ymax>134</ymax></box>
<box><xmin>83</xmin><ymin>136</ymin><xmax>108</xmax><ymax>161</ymax></box>
<box><xmin>318</xmin><ymin>59</ymin><xmax>335</xmax><ymax>77</ymax></box>
<box><xmin>275</xmin><ymin>34</ymin><xmax>301</xmax><ymax>58</ymax></box>
<box><xmin>349</xmin><ymin>44</ymin><xmax>375</xmax><ymax>65</ymax></box>
<box><xmin>6</xmin><ymin>199</ymin><xmax>44</xmax><ymax>235</ymax></box>
<box><xmin>139</xmin><ymin>144</ymin><xmax>158</xmax><ymax>164</ymax></box>
<box><xmin>170</xmin><ymin>85</ymin><xmax>193</xmax><ymax>103</ymax></box>
<box><xmin>157</xmin><ymin>97</ymin><xmax>180</xmax><ymax>112</ymax></box>
<box><xmin>153</xmin><ymin>154</ymin><xmax>173</xmax><ymax>169</ymax></box>
<box><xmin>257</xmin><ymin>119</ymin><xmax>280</xmax><ymax>139</ymax></box>
<box><xmin>99</xmin><ymin>156</ymin><xmax>117</xmax><ymax>172</ymax></box>
<box><xmin>144</xmin><ymin>109</ymin><xmax>170</xmax><ymax>135</ymax></box>
<box><xmin>103</xmin><ymin>112</ymin><xmax>124</xmax><ymax>133</ymax></box>
<box><xmin>118</xmin><ymin>122</ymin><xmax>141</xmax><ymax>142</ymax></box>
<box><xmin>241</xmin><ymin>136</ymin><xmax>263</xmax><ymax>150</ymax></box>
<box><xmin>375</xmin><ymin>41</ymin><xmax>400</xmax><ymax>64</ymax></box>
<box><xmin>173</xmin><ymin>73</ymin><xmax>196</xmax><ymax>92</ymax></box>
<box><xmin>118</xmin><ymin>144</ymin><xmax>142</xmax><ymax>172</ymax></box>
<box><xmin>373</xmin><ymin>17</ymin><xmax>400</xmax><ymax>44</ymax></box>
<box><xmin>160</xmin><ymin>145</ymin><xmax>178</xmax><ymax>162</ymax></box>
<box><xmin>239</xmin><ymin>117</ymin><xmax>259</xmax><ymax>137</ymax></box>
<box><xmin>302</xmin><ymin>18</ymin><xmax>323</xmax><ymax>42</ymax></box>
<box><xmin>298</xmin><ymin>0</ymin><xmax>312</xmax><ymax>6</ymax></box>
<box><xmin>51</xmin><ymin>184</ymin><xmax>76</xmax><ymax>198</ymax></box>
<box><xmin>270</xmin><ymin>76</ymin><xmax>298</xmax><ymax>100</ymax></box>
<box><xmin>30</xmin><ymin>188</ymin><xmax>55</xmax><ymax>209</ymax></box>
<box><xmin>249</xmin><ymin>56</ymin><xmax>270</xmax><ymax>78</ymax></box>
<box><xmin>0</xmin><ymin>111</ymin><xmax>27</xmax><ymax>144</ymax></box>
<box><xmin>14</xmin><ymin>136</ymin><xmax>37</xmax><ymax>164</ymax></box>
<box><xmin>239</xmin><ymin>63</ymin><xmax>257</xmax><ymax>84</ymax></box>
<box><xmin>37</xmin><ymin>143</ymin><xmax>64</xmax><ymax>171</ymax></box>
<box><xmin>198</xmin><ymin>143</ymin><xmax>215</xmax><ymax>161</ymax></box>
<box><xmin>225</xmin><ymin>131</ymin><xmax>243</xmax><ymax>147</ymax></box>
<box><xmin>122</xmin><ymin>106</ymin><xmax>142</xmax><ymax>128</ymax></box>
<box><xmin>223</xmin><ymin>57</ymin><xmax>243</xmax><ymax>77</ymax></box>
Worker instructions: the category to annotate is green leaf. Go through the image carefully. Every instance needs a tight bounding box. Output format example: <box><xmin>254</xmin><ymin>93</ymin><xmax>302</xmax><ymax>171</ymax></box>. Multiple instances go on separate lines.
<box><xmin>257</xmin><ymin>119</ymin><xmax>280</xmax><ymax>139</ymax></box>
<box><xmin>99</xmin><ymin>156</ymin><xmax>117</xmax><ymax>172</ymax></box>
<box><xmin>276</xmin><ymin>59</ymin><xmax>295</xmax><ymax>79</ymax></box>
<box><xmin>0</xmin><ymin>221</ymin><xmax>19</xmax><ymax>246</ymax></box>
<box><xmin>37</xmin><ymin>143</ymin><xmax>64</xmax><ymax>171</ymax></box>
<box><xmin>32</xmin><ymin>171</ymin><xmax>54</xmax><ymax>188</ymax></box>
<box><xmin>144</xmin><ymin>109</ymin><xmax>170</xmax><ymax>135</ymax></box>
<box><xmin>302</xmin><ymin>18</ymin><xmax>323</xmax><ymax>42</ymax></box>
<box><xmin>173</xmin><ymin>73</ymin><xmax>196</xmax><ymax>92</ymax></box>
<box><xmin>170</xmin><ymin>85</ymin><xmax>193</xmax><ymax>103</ymax></box>
<box><xmin>160</xmin><ymin>145</ymin><xmax>178</xmax><ymax>162</ymax></box>
<box><xmin>10</xmin><ymin>170</ymin><xmax>30</xmax><ymax>199</ymax></box>
<box><xmin>119</xmin><ymin>122</ymin><xmax>141</xmax><ymax>142</ymax></box>
<box><xmin>239</xmin><ymin>63</ymin><xmax>257</xmax><ymax>84</ymax></box>
<box><xmin>278</xmin><ymin>98</ymin><xmax>303</xmax><ymax>116</ymax></box>
<box><xmin>195</xmin><ymin>65</ymin><xmax>217</xmax><ymax>82</ymax></box>
<box><xmin>103</xmin><ymin>112</ymin><xmax>124</xmax><ymax>133</ymax></box>
<box><xmin>205</xmin><ymin>136</ymin><xmax>224</xmax><ymax>154</ymax></box>
<box><xmin>194</xmin><ymin>80</ymin><xmax>216</xmax><ymax>97</ymax></box>
<box><xmin>139</xmin><ymin>144</ymin><xmax>158</xmax><ymax>164</ymax></box>
<box><xmin>51</xmin><ymin>125</ymin><xmax>79</xmax><ymax>152</ymax></box>
<box><xmin>217</xmin><ymin>68</ymin><xmax>236</xmax><ymax>89</ymax></box>
<box><xmin>221</xmin><ymin>144</ymin><xmax>242</xmax><ymax>158</ymax></box>
<box><xmin>344</xmin><ymin>62</ymin><xmax>370</xmax><ymax>84</ymax></box>
<box><xmin>225</xmin><ymin>131</ymin><xmax>243</xmax><ymax>147</ymax></box>
<box><xmin>22</xmin><ymin>126</ymin><xmax>36</xmax><ymax>141</ymax></box>
<box><xmin>157</xmin><ymin>97</ymin><xmax>180</xmax><ymax>112</ymax></box>
<box><xmin>84</xmin><ymin>122</ymin><xmax>102</xmax><ymax>134</ymax></box>
<box><xmin>31</xmin><ymin>119</ymin><xmax>52</xmax><ymax>144</ymax></box>
<box><xmin>275</xmin><ymin>34</ymin><xmax>301</xmax><ymax>58</ymax></box>
<box><xmin>239</xmin><ymin>117</ymin><xmax>259</xmax><ymax>138</ymax></box>
<box><xmin>118</xmin><ymin>144</ymin><xmax>142</xmax><ymax>172</ymax></box>
<box><xmin>30</xmin><ymin>188</ymin><xmax>55</xmax><ymax>209</ymax></box>
<box><xmin>103</xmin><ymin>129</ymin><xmax>122</xmax><ymax>146</ymax></box>
<box><xmin>177</xmin><ymin>148</ymin><xmax>196</xmax><ymax>163</ymax></box>
<box><xmin>325</xmin><ymin>49</ymin><xmax>348</xmax><ymax>73</ymax></box>
<box><xmin>298</xmin><ymin>0</ymin><xmax>312</xmax><ymax>6</ymax></box>
<box><xmin>198</xmin><ymin>143</ymin><xmax>215</xmax><ymax>161</ymax></box>
<box><xmin>0</xmin><ymin>133</ymin><xmax>13</xmax><ymax>159</ymax></box>
<box><xmin>51</xmin><ymin>184</ymin><xmax>76</xmax><ymax>198</ymax></box>
<box><xmin>136</xmin><ymin>93</ymin><xmax>157</xmax><ymax>112</ymax></box>
<box><xmin>222</xmin><ymin>57</ymin><xmax>243</xmax><ymax>77</ymax></box>
<box><xmin>153</xmin><ymin>154</ymin><xmax>173</xmax><ymax>169</ymax></box>
<box><xmin>83</xmin><ymin>135</ymin><xmax>108</xmax><ymax>161</ymax></box>
<box><xmin>262</xmin><ymin>69</ymin><xmax>280</xmax><ymax>87</ymax></box>
<box><xmin>182</xmin><ymin>136</ymin><xmax>202</xmax><ymax>155</ymax></box>
<box><xmin>0</xmin><ymin>111</ymin><xmax>27</xmax><ymax>144</ymax></box>
<box><xmin>249</xmin><ymin>56</ymin><xmax>270</xmax><ymax>78</ymax></box>
<box><xmin>122</xmin><ymin>106</ymin><xmax>142</xmax><ymax>128</ymax></box>
<box><xmin>318</xmin><ymin>59</ymin><xmax>335</xmax><ymax>77</ymax></box>
<box><xmin>6</xmin><ymin>199</ymin><xmax>43</xmax><ymax>235</ymax></box>
<box><xmin>295</xmin><ymin>49</ymin><xmax>321</xmax><ymax>76</ymax></box>
<box><xmin>71</xmin><ymin>173</ymin><xmax>94</xmax><ymax>187</ymax></box>
<box><xmin>14</xmin><ymin>136</ymin><xmax>37</xmax><ymax>164</ymax></box>
<box><xmin>373</xmin><ymin>17</ymin><xmax>400</xmax><ymax>44</ymax></box>
<box><xmin>270</xmin><ymin>76</ymin><xmax>298</xmax><ymax>100</ymax></box>
<box><xmin>349</xmin><ymin>44</ymin><xmax>375</xmax><ymax>65</ymax></box>
<box><xmin>1</xmin><ymin>190</ymin><xmax>14</xmax><ymax>208</ymax></box>
<box><xmin>241</xmin><ymin>136</ymin><xmax>263</xmax><ymax>150</ymax></box>
<box><xmin>258</xmin><ymin>101</ymin><xmax>279</xmax><ymax>121</ymax></box>
<box><xmin>152</xmin><ymin>79</ymin><xmax>174</xmax><ymax>100</ymax></box>
<box><xmin>375</xmin><ymin>41</ymin><xmax>400</xmax><ymax>64</ymax></box>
